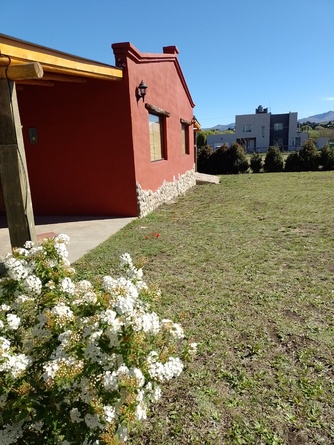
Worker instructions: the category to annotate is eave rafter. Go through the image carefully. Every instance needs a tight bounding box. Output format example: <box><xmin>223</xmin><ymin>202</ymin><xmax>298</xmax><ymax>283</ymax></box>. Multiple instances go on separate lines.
<box><xmin>0</xmin><ymin>34</ymin><xmax>123</xmax><ymax>82</ymax></box>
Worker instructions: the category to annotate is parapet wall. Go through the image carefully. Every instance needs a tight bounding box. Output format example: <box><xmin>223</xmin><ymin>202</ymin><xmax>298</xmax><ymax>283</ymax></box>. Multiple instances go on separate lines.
<box><xmin>136</xmin><ymin>167</ymin><xmax>196</xmax><ymax>217</ymax></box>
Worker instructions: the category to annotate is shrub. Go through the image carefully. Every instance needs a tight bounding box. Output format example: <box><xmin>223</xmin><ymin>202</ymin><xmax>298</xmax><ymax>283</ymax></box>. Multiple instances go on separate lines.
<box><xmin>250</xmin><ymin>152</ymin><xmax>263</xmax><ymax>173</ymax></box>
<box><xmin>284</xmin><ymin>152</ymin><xmax>301</xmax><ymax>172</ymax></box>
<box><xmin>0</xmin><ymin>236</ymin><xmax>195</xmax><ymax>444</ymax></box>
<box><xmin>263</xmin><ymin>146</ymin><xmax>284</xmax><ymax>172</ymax></box>
<box><xmin>210</xmin><ymin>144</ymin><xmax>229</xmax><ymax>174</ymax></box>
<box><xmin>298</xmin><ymin>140</ymin><xmax>320</xmax><ymax>171</ymax></box>
<box><xmin>197</xmin><ymin>145</ymin><xmax>213</xmax><ymax>174</ymax></box>
<box><xmin>320</xmin><ymin>144</ymin><xmax>334</xmax><ymax>171</ymax></box>
<box><xmin>227</xmin><ymin>143</ymin><xmax>249</xmax><ymax>174</ymax></box>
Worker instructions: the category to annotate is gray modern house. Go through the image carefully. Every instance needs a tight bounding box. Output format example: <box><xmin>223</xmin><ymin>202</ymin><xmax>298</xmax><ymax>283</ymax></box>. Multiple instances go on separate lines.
<box><xmin>207</xmin><ymin>106</ymin><xmax>309</xmax><ymax>152</ymax></box>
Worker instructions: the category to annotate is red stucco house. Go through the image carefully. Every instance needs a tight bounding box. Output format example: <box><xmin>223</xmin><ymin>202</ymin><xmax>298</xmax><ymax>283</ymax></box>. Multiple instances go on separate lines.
<box><xmin>0</xmin><ymin>34</ymin><xmax>198</xmax><ymax>219</ymax></box>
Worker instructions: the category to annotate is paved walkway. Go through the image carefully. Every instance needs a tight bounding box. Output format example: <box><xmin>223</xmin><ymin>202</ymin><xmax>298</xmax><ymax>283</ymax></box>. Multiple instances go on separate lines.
<box><xmin>0</xmin><ymin>216</ymin><xmax>136</xmax><ymax>263</ymax></box>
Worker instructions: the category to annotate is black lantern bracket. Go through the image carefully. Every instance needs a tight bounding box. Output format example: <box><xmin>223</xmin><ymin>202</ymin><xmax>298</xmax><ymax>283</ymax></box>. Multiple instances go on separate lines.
<box><xmin>136</xmin><ymin>80</ymin><xmax>147</xmax><ymax>102</ymax></box>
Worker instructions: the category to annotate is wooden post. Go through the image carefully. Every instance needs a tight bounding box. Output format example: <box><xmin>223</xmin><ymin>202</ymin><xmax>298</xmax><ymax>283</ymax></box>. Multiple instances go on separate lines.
<box><xmin>0</xmin><ymin>77</ymin><xmax>36</xmax><ymax>248</ymax></box>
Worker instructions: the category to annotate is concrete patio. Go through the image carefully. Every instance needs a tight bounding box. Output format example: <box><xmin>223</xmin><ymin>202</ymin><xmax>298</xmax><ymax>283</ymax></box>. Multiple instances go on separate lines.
<box><xmin>0</xmin><ymin>215</ymin><xmax>136</xmax><ymax>263</ymax></box>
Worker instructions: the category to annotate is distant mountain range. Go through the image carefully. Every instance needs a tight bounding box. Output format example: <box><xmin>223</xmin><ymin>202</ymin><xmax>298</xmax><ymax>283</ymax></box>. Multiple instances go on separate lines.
<box><xmin>298</xmin><ymin>111</ymin><xmax>334</xmax><ymax>124</ymax></box>
<box><xmin>204</xmin><ymin>111</ymin><xmax>334</xmax><ymax>131</ymax></box>
<box><xmin>206</xmin><ymin>123</ymin><xmax>235</xmax><ymax>131</ymax></box>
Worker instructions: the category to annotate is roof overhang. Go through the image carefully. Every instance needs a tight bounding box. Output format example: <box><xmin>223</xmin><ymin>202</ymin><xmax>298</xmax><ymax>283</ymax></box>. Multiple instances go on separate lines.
<box><xmin>0</xmin><ymin>34</ymin><xmax>123</xmax><ymax>82</ymax></box>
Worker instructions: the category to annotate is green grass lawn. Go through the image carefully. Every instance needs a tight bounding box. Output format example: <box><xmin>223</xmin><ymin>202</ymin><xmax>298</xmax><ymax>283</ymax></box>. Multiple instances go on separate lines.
<box><xmin>75</xmin><ymin>171</ymin><xmax>334</xmax><ymax>444</ymax></box>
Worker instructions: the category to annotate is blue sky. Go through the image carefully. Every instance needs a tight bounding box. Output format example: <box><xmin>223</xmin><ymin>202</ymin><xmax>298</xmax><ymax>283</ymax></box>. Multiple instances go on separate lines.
<box><xmin>2</xmin><ymin>0</ymin><xmax>334</xmax><ymax>127</ymax></box>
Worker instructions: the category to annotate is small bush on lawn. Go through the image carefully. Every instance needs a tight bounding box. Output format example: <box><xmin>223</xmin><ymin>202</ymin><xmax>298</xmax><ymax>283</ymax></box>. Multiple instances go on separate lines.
<box><xmin>284</xmin><ymin>151</ymin><xmax>301</xmax><ymax>172</ymax></box>
<box><xmin>197</xmin><ymin>145</ymin><xmax>213</xmax><ymax>174</ymax></box>
<box><xmin>298</xmin><ymin>140</ymin><xmax>320</xmax><ymax>171</ymax></box>
<box><xmin>263</xmin><ymin>146</ymin><xmax>284</xmax><ymax>172</ymax></box>
<box><xmin>250</xmin><ymin>152</ymin><xmax>263</xmax><ymax>173</ymax></box>
<box><xmin>227</xmin><ymin>143</ymin><xmax>249</xmax><ymax>174</ymax></box>
<box><xmin>0</xmin><ymin>236</ymin><xmax>195</xmax><ymax>445</ymax></box>
<box><xmin>320</xmin><ymin>144</ymin><xmax>334</xmax><ymax>171</ymax></box>
<box><xmin>210</xmin><ymin>144</ymin><xmax>229</xmax><ymax>174</ymax></box>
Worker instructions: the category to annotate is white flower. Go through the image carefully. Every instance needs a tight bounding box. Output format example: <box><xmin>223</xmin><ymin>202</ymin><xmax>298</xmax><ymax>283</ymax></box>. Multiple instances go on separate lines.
<box><xmin>4</xmin><ymin>256</ymin><xmax>29</xmax><ymax>281</ymax></box>
<box><xmin>0</xmin><ymin>336</ymin><xmax>11</xmax><ymax>352</ymax></box>
<box><xmin>51</xmin><ymin>303</ymin><xmax>74</xmax><ymax>321</ymax></box>
<box><xmin>1</xmin><ymin>304</ymin><xmax>11</xmax><ymax>312</ymax></box>
<box><xmin>135</xmin><ymin>402</ymin><xmax>147</xmax><ymax>420</ymax></box>
<box><xmin>189</xmin><ymin>342</ymin><xmax>198</xmax><ymax>355</ymax></box>
<box><xmin>55</xmin><ymin>243</ymin><xmax>68</xmax><ymax>258</ymax></box>
<box><xmin>103</xmin><ymin>276</ymin><xmax>138</xmax><ymax>301</ymax></box>
<box><xmin>24</xmin><ymin>240</ymin><xmax>34</xmax><ymax>249</ymax></box>
<box><xmin>23</xmin><ymin>275</ymin><xmax>42</xmax><ymax>295</ymax></box>
<box><xmin>100</xmin><ymin>309</ymin><xmax>119</xmax><ymax>327</ymax></box>
<box><xmin>58</xmin><ymin>330</ymin><xmax>73</xmax><ymax>346</ymax></box>
<box><xmin>152</xmin><ymin>385</ymin><xmax>162</xmax><ymax>402</ymax></box>
<box><xmin>14</xmin><ymin>294</ymin><xmax>34</xmax><ymax>304</ymax></box>
<box><xmin>84</xmin><ymin>413</ymin><xmax>103</xmax><ymax>430</ymax></box>
<box><xmin>77</xmin><ymin>280</ymin><xmax>93</xmax><ymax>292</ymax></box>
<box><xmin>0</xmin><ymin>353</ymin><xmax>31</xmax><ymax>378</ymax></box>
<box><xmin>6</xmin><ymin>313</ymin><xmax>21</xmax><ymax>330</ymax></box>
<box><xmin>42</xmin><ymin>360</ymin><xmax>60</xmax><ymax>382</ymax></box>
<box><xmin>0</xmin><ymin>421</ymin><xmax>25</xmax><ymax>445</ymax></box>
<box><xmin>115</xmin><ymin>295</ymin><xmax>134</xmax><ymax>315</ymax></box>
<box><xmin>102</xmin><ymin>370</ymin><xmax>119</xmax><ymax>391</ymax></box>
<box><xmin>70</xmin><ymin>407</ymin><xmax>83</xmax><ymax>423</ymax></box>
<box><xmin>129</xmin><ymin>367</ymin><xmax>145</xmax><ymax>387</ymax></box>
<box><xmin>141</xmin><ymin>312</ymin><xmax>160</xmax><ymax>334</ymax></box>
<box><xmin>54</xmin><ymin>234</ymin><xmax>70</xmax><ymax>245</ymax></box>
<box><xmin>119</xmin><ymin>253</ymin><xmax>133</xmax><ymax>268</ymax></box>
<box><xmin>60</xmin><ymin>277</ymin><xmax>75</xmax><ymax>295</ymax></box>
<box><xmin>147</xmin><ymin>356</ymin><xmax>183</xmax><ymax>382</ymax></box>
<box><xmin>102</xmin><ymin>405</ymin><xmax>116</xmax><ymax>423</ymax></box>
<box><xmin>170</xmin><ymin>323</ymin><xmax>184</xmax><ymax>339</ymax></box>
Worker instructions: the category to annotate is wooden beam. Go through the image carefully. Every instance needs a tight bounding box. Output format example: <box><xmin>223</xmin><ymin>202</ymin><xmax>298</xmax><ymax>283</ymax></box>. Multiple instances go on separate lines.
<box><xmin>0</xmin><ymin>62</ymin><xmax>43</xmax><ymax>80</ymax></box>
<box><xmin>0</xmin><ymin>78</ymin><xmax>36</xmax><ymax>248</ymax></box>
<box><xmin>16</xmin><ymin>80</ymin><xmax>55</xmax><ymax>87</ymax></box>
<box><xmin>0</xmin><ymin>35</ymin><xmax>123</xmax><ymax>81</ymax></box>
<box><xmin>42</xmin><ymin>73</ymin><xmax>87</xmax><ymax>83</ymax></box>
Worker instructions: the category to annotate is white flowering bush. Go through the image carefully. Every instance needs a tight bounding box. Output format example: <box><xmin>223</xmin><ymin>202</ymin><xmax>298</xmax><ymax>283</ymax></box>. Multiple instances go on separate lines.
<box><xmin>0</xmin><ymin>235</ymin><xmax>196</xmax><ymax>445</ymax></box>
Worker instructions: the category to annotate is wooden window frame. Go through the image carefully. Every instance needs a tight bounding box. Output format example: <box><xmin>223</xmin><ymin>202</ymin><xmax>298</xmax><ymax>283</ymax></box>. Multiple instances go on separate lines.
<box><xmin>146</xmin><ymin>104</ymin><xmax>170</xmax><ymax>162</ymax></box>
<box><xmin>180</xmin><ymin>118</ymin><xmax>191</xmax><ymax>155</ymax></box>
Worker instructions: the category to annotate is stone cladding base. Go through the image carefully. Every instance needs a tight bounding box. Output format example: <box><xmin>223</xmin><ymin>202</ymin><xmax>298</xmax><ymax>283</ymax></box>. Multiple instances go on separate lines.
<box><xmin>136</xmin><ymin>167</ymin><xmax>196</xmax><ymax>217</ymax></box>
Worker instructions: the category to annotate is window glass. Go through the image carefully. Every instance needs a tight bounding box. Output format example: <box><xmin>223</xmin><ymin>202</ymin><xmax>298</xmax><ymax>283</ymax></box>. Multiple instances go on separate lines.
<box><xmin>243</xmin><ymin>124</ymin><xmax>252</xmax><ymax>132</ymax></box>
<box><xmin>181</xmin><ymin>123</ymin><xmax>189</xmax><ymax>155</ymax></box>
<box><xmin>274</xmin><ymin>123</ymin><xmax>283</xmax><ymax>131</ymax></box>
<box><xmin>149</xmin><ymin>113</ymin><xmax>164</xmax><ymax>161</ymax></box>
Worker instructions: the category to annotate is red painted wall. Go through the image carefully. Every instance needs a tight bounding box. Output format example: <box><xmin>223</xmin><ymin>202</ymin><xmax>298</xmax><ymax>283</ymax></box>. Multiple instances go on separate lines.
<box><xmin>17</xmin><ymin>78</ymin><xmax>138</xmax><ymax>216</ymax></box>
<box><xmin>113</xmin><ymin>43</ymin><xmax>195</xmax><ymax>192</ymax></box>
<box><xmin>15</xmin><ymin>42</ymin><xmax>195</xmax><ymax>217</ymax></box>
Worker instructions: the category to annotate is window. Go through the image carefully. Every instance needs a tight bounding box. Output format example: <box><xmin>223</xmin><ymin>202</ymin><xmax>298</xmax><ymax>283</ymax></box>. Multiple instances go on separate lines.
<box><xmin>292</xmin><ymin>137</ymin><xmax>301</xmax><ymax>146</ymax></box>
<box><xmin>180</xmin><ymin>119</ymin><xmax>191</xmax><ymax>155</ymax></box>
<box><xmin>243</xmin><ymin>124</ymin><xmax>252</xmax><ymax>132</ymax></box>
<box><xmin>148</xmin><ymin>113</ymin><xmax>164</xmax><ymax>161</ymax></box>
<box><xmin>146</xmin><ymin>104</ymin><xmax>170</xmax><ymax>162</ymax></box>
<box><xmin>261</xmin><ymin>126</ymin><xmax>265</xmax><ymax>137</ymax></box>
<box><xmin>274</xmin><ymin>123</ymin><xmax>283</xmax><ymax>131</ymax></box>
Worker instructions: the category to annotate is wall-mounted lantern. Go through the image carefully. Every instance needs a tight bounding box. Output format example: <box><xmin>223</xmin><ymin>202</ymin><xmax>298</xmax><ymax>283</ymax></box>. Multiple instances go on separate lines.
<box><xmin>137</xmin><ymin>80</ymin><xmax>147</xmax><ymax>102</ymax></box>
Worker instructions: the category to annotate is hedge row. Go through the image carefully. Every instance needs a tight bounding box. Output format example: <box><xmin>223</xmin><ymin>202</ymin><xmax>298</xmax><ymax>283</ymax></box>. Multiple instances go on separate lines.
<box><xmin>197</xmin><ymin>141</ymin><xmax>334</xmax><ymax>174</ymax></box>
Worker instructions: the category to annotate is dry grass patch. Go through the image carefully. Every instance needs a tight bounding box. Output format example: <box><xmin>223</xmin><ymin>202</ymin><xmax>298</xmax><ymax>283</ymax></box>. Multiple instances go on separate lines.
<box><xmin>75</xmin><ymin>171</ymin><xmax>334</xmax><ymax>444</ymax></box>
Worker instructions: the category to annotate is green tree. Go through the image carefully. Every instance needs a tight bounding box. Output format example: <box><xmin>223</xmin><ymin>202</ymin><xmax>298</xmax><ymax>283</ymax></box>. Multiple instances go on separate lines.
<box><xmin>210</xmin><ymin>144</ymin><xmax>229</xmax><ymax>174</ymax></box>
<box><xmin>320</xmin><ymin>144</ymin><xmax>334</xmax><ymax>171</ymax></box>
<box><xmin>264</xmin><ymin>146</ymin><xmax>284</xmax><ymax>172</ymax></box>
<box><xmin>284</xmin><ymin>152</ymin><xmax>301</xmax><ymax>172</ymax></box>
<box><xmin>250</xmin><ymin>152</ymin><xmax>263</xmax><ymax>173</ymax></box>
<box><xmin>298</xmin><ymin>140</ymin><xmax>320</xmax><ymax>171</ymax></box>
<box><xmin>227</xmin><ymin>143</ymin><xmax>249</xmax><ymax>174</ymax></box>
<box><xmin>197</xmin><ymin>145</ymin><xmax>213</xmax><ymax>173</ymax></box>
